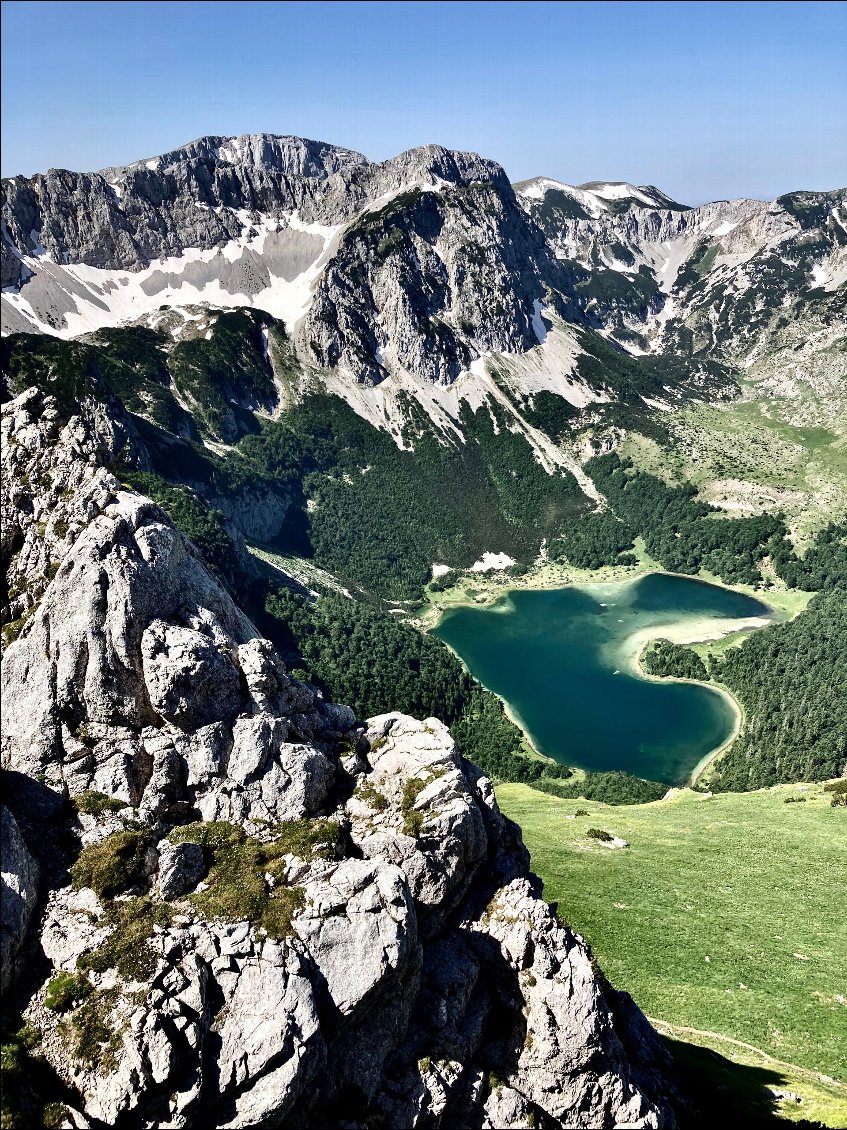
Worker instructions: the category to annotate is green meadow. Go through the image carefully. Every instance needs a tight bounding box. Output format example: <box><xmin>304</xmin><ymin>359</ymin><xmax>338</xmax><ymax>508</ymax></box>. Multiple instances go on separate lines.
<box><xmin>497</xmin><ymin>781</ymin><xmax>847</xmax><ymax>1125</ymax></box>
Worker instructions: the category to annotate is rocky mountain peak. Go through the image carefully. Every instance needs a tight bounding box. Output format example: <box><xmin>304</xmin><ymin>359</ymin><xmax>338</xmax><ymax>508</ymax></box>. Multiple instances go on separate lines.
<box><xmin>98</xmin><ymin>132</ymin><xmax>371</xmax><ymax>182</ymax></box>
<box><xmin>1</xmin><ymin>134</ymin><xmax>842</xmax><ymax>448</ymax></box>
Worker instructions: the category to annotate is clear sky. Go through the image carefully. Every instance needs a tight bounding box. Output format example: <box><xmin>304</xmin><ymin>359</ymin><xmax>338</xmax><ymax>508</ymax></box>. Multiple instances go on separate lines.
<box><xmin>2</xmin><ymin>0</ymin><xmax>845</xmax><ymax>203</ymax></box>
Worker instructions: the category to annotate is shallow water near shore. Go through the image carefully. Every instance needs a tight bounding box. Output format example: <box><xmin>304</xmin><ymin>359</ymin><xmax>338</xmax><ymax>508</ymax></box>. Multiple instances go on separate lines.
<box><xmin>432</xmin><ymin>573</ymin><xmax>773</xmax><ymax>784</ymax></box>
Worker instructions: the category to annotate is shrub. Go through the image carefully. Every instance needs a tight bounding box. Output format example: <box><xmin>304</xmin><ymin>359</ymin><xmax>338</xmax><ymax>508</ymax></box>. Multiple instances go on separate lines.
<box><xmin>272</xmin><ymin>819</ymin><xmax>341</xmax><ymax>860</ymax></box>
<box><xmin>586</xmin><ymin>828</ymin><xmax>614</xmax><ymax>842</ymax></box>
<box><xmin>58</xmin><ymin>987</ymin><xmax>121</xmax><ymax>1070</ymax></box>
<box><xmin>0</xmin><ymin>1027</ymin><xmax>65</xmax><ymax>1130</ymax></box>
<box><xmin>403</xmin><ymin>810</ymin><xmax>424</xmax><ymax>838</ymax></box>
<box><xmin>357</xmin><ymin>780</ymin><xmax>389</xmax><ymax>811</ymax></box>
<box><xmin>169</xmin><ymin>820</ymin><xmax>314</xmax><ymax>937</ymax></box>
<box><xmin>401</xmin><ymin>777</ymin><xmax>428</xmax><ymax>837</ymax></box>
<box><xmin>78</xmin><ymin>897</ymin><xmax>171</xmax><ymax>981</ymax></box>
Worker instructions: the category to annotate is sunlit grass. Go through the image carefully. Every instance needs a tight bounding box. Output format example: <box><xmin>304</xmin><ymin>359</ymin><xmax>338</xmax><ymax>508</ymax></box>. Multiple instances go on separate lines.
<box><xmin>497</xmin><ymin>780</ymin><xmax>847</xmax><ymax>1093</ymax></box>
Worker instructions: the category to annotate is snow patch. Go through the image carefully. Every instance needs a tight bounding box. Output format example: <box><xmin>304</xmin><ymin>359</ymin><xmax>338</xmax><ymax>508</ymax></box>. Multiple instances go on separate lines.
<box><xmin>587</xmin><ymin>182</ymin><xmax>657</xmax><ymax>206</ymax></box>
<box><xmin>3</xmin><ymin>210</ymin><xmax>343</xmax><ymax>339</ymax></box>
<box><xmin>432</xmin><ymin>563</ymin><xmax>452</xmax><ymax>577</ymax></box>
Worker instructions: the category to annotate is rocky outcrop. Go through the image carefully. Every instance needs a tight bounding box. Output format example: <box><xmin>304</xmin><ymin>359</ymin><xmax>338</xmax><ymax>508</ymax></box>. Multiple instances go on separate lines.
<box><xmin>1</xmin><ymin>387</ymin><xmax>683</xmax><ymax>1127</ymax></box>
<box><xmin>1</xmin><ymin>383</ymin><xmax>147</xmax><ymax>640</ymax></box>
<box><xmin>298</xmin><ymin>180</ymin><xmax>580</xmax><ymax>386</ymax></box>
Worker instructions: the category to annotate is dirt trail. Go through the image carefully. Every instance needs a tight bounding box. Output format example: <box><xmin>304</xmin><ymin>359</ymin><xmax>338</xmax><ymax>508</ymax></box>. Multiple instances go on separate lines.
<box><xmin>648</xmin><ymin>1017</ymin><xmax>847</xmax><ymax>1090</ymax></box>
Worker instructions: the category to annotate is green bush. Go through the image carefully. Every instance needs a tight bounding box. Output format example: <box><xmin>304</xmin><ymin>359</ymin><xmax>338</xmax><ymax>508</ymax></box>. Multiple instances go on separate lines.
<box><xmin>586</xmin><ymin>828</ymin><xmax>614</xmax><ymax>842</ymax></box>
<box><xmin>72</xmin><ymin>791</ymin><xmax>124</xmax><ymax>817</ymax></box>
<box><xmin>0</xmin><ymin>1027</ymin><xmax>68</xmax><ymax>1129</ymax></box>
<box><xmin>78</xmin><ymin>897</ymin><xmax>171</xmax><ymax>981</ymax></box>
<box><xmin>401</xmin><ymin>777</ymin><xmax>428</xmax><ymax>837</ymax></box>
<box><xmin>357</xmin><ymin>780</ymin><xmax>388</xmax><ymax>811</ymax></box>
<box><xmin>58</xmin><ymin>987</ymin><xmax>121</xmax><ymax>1071</ymax></box>
<box><xmin>168</xmin><ymin>820</ymin><xmax>317</xmax><ymax>937</ymax></box>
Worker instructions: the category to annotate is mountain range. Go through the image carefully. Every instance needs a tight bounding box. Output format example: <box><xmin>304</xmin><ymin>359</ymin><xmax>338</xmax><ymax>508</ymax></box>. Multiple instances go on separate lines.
<box><xmin>1</xmin><ymin>133</ymin><xmax>845</xmax><ymax>1129</ymax></box>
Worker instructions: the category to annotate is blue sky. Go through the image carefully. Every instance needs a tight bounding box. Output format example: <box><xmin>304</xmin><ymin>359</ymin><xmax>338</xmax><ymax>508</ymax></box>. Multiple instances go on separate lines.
<box><xmin>2</xmin><ymin>0</ymin><xmax>845</xmax><ymax>202</ymax></box>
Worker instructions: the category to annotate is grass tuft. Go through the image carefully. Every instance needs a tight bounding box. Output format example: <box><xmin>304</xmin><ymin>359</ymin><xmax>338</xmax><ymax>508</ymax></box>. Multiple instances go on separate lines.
<box><xmin>70</xmin><ymin>828</ymin><xmax>151</xmax><ymax>900</ymax></box>
<box><xmin>168</xmin><ymin>819</ymin><xmax>335</xmax><ymax>936</ymax></box>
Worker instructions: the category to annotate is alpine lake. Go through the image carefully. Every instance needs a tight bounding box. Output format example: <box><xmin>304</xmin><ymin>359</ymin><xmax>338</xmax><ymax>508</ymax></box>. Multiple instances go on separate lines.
<box><xmin>432</xmin><ymin>573</ymin><xmax>774</xmax><ymax>784</ymax></box>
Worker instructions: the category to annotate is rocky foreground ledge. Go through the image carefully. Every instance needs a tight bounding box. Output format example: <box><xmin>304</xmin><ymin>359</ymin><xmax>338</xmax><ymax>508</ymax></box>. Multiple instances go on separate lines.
<box><xmin>1</xmin><ymin>388</ymin><xmax>681</xmax><ymax>1127</ymax></box>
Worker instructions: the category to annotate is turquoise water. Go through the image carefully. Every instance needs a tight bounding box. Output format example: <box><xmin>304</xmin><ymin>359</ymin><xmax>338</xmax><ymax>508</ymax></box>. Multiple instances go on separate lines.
<box><xmin>433</xmin><ymin>573</ymin><xmax>772</xmax><ymax>784</ymax></box>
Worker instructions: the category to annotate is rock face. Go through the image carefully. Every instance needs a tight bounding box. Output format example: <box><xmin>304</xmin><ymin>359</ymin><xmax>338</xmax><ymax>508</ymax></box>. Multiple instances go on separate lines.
<box><xmin>3</xmin><ymin>133</ymin><xmax>842</xmax><ymax>407</ymax></box>
<box><xmin>516</xmin><ymin>177</ymin><xmax>847</xmax><ymax>376</ymax></box>
<box><xmin>0</xmin><ymin>386</ymin><xmax>684</xmax><ymax>1127</ymax></box>
<box><xmin>0</xmin><ymin>805</ymin><xmax>40</xmax><ymax>995</ymax></box>
<box><xmin>1</xmin><ymin>132</ymin><xmax>585</xmax><ymax>392</ymax></box>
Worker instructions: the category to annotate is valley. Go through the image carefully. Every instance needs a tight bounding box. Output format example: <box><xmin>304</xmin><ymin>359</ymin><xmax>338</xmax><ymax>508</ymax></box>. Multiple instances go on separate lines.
<box><xmin>1</xmin><ymin>130</ymin><xmax>844</xmax><ymax>1127</ymax></box>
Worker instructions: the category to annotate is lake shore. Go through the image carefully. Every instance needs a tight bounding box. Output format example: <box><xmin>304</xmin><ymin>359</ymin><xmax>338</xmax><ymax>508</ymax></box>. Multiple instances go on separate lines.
<box><xmin>624</xmin><ymin>622</ymin><xmax>759</xmax><ymax>785</ymax></box>
<box><xmin>417</xmin><ymin>549</ymin><xmax>808</xmax><ymax>632</ymax></box>
<box><xmin>425</xmin><ymin>567</ymin><xmax>790</xmax><ymax>785</ymax></box>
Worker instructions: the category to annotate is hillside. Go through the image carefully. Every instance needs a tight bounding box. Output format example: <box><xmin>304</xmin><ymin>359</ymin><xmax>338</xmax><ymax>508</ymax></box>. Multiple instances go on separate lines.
<box><xmin>496</xmin><ymin>781</ymin><xmax>847</xmax><ymax>1126</ymax></box>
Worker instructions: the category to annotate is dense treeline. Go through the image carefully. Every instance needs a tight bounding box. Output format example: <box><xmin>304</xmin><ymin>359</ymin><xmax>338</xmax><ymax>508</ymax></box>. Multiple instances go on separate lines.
<box><xmin>710</xmin><ymin>590</ymin><xmax>847</xmax><ymax>789</ymax></box>
<box><xmin>3</xmin><ymin>314</ymin><xmax>279</xmax><ymax>446</ymax></box>
<box><xmin>549</xmin><ymin>511</ymin><xmax>637</xmax><ymax>569</ymax></box>
<box><xmin>527</xmin><ymin>770</ymin><xmax>668</xmax><ymax>806</ymax></box>
<box><xmin>587</xmin><ymin>453</ymin><xmax>787</xmax><ymax>584</ymax></box>
<box><xmin>771</xmin><ymin>522</ymin><xmax>847</xmax><ymax>591</ymax></box>
<box><xmin>262</xmin><ymin>589</ymin><xmax>471</xmax><ymax>723</ymax></box>
<box><xmin>642</xmin><ymin>640</ymin><xmax>709</xmax><ymax>682</ymax></box>
<box><xmin>224</xmin><ymin>394</ymin><xmax>590</xmax><ymax>599</ymax></box>
<box><xmin>586</xmin><ymin>453</ymin><xmax>847</xmax><ymax>594</ymax></box>
<box><xmin>450</xmin><ymin>688</ymin><xmax>572</xmax><ymax>783</ymax></box>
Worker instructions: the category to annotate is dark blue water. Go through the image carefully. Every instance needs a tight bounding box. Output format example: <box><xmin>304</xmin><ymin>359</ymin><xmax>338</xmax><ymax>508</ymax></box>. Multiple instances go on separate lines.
<box><xmin>433</xmin><ymin>573</ymin><xmax>771</xmax><ymax>783</ymax></box>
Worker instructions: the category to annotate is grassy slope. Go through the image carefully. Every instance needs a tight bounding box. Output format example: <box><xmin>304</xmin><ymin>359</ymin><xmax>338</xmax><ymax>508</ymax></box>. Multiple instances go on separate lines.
<box><xmin>496</xmin><ymin>781</ymin><xmax>847</xmax><ymax>1123</ymax></box>
<box><xmin>621</xmin><ymin>394</ymin><xmax>847</xmax><ymax>549</ymax></box>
